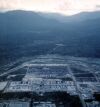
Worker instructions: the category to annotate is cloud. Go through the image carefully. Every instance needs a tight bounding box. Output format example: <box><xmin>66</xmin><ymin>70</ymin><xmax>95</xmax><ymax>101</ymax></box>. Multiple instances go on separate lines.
<box><xmin>0</xmin><ymin>0</ymin><xmax>100</xmax><ymax>15</ymax></box>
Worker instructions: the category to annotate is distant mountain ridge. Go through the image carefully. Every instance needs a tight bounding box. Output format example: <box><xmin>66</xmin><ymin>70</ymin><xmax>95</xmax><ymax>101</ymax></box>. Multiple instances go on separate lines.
<box><xmin>0</xmin><ymin>10</ymin><xmax>100</xmax><ymax>34</ymax></box>
<box><xmin>40</xmin><ymin>11</ymin><xmax>100</xmax><ymax>22</ymax></box>
<box><xmin>0</xmin><ymin>10</ymin><xmax>62</xmax><ymax>34</ymax></box>
<box><xmin>0</xmin><ymin>10</ymin><xmax>100</xmax><ymax>62</ymax></box>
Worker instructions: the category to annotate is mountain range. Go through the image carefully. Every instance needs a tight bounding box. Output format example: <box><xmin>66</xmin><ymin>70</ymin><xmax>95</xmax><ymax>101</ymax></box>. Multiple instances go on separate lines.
<box><xmin>0</xmin><ymin>10</ymin><xmax>100</xmax><ymax>64</ymax></box>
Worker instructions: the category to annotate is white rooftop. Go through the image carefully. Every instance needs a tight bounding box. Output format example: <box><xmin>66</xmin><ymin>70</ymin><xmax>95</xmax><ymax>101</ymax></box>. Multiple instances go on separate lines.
<box><xmin>0</xmin><ymin>82</ymin><xmax>7</xmax><ymax>91</ymax></box>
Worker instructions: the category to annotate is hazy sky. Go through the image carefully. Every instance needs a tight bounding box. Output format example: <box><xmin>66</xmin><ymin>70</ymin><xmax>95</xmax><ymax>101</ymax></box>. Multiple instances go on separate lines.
<box><xmin>0</xmin><ymin>0</ymin><xmax>100</xmax><ymax>15</ymax></box>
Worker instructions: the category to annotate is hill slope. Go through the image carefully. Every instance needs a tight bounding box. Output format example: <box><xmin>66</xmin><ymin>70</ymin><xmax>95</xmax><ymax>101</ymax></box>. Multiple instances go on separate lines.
<box><xmin>0</xmin><ymin>10</ymin><xmax>100</xmax><ymax>64</ymax></box>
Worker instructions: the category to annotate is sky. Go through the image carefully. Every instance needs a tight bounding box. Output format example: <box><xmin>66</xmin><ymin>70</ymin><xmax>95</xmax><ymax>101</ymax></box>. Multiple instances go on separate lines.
<box><xmin>0</xmin><ymin>0</ymin><xmax>100</xmax><ymax>15</ymax></box>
